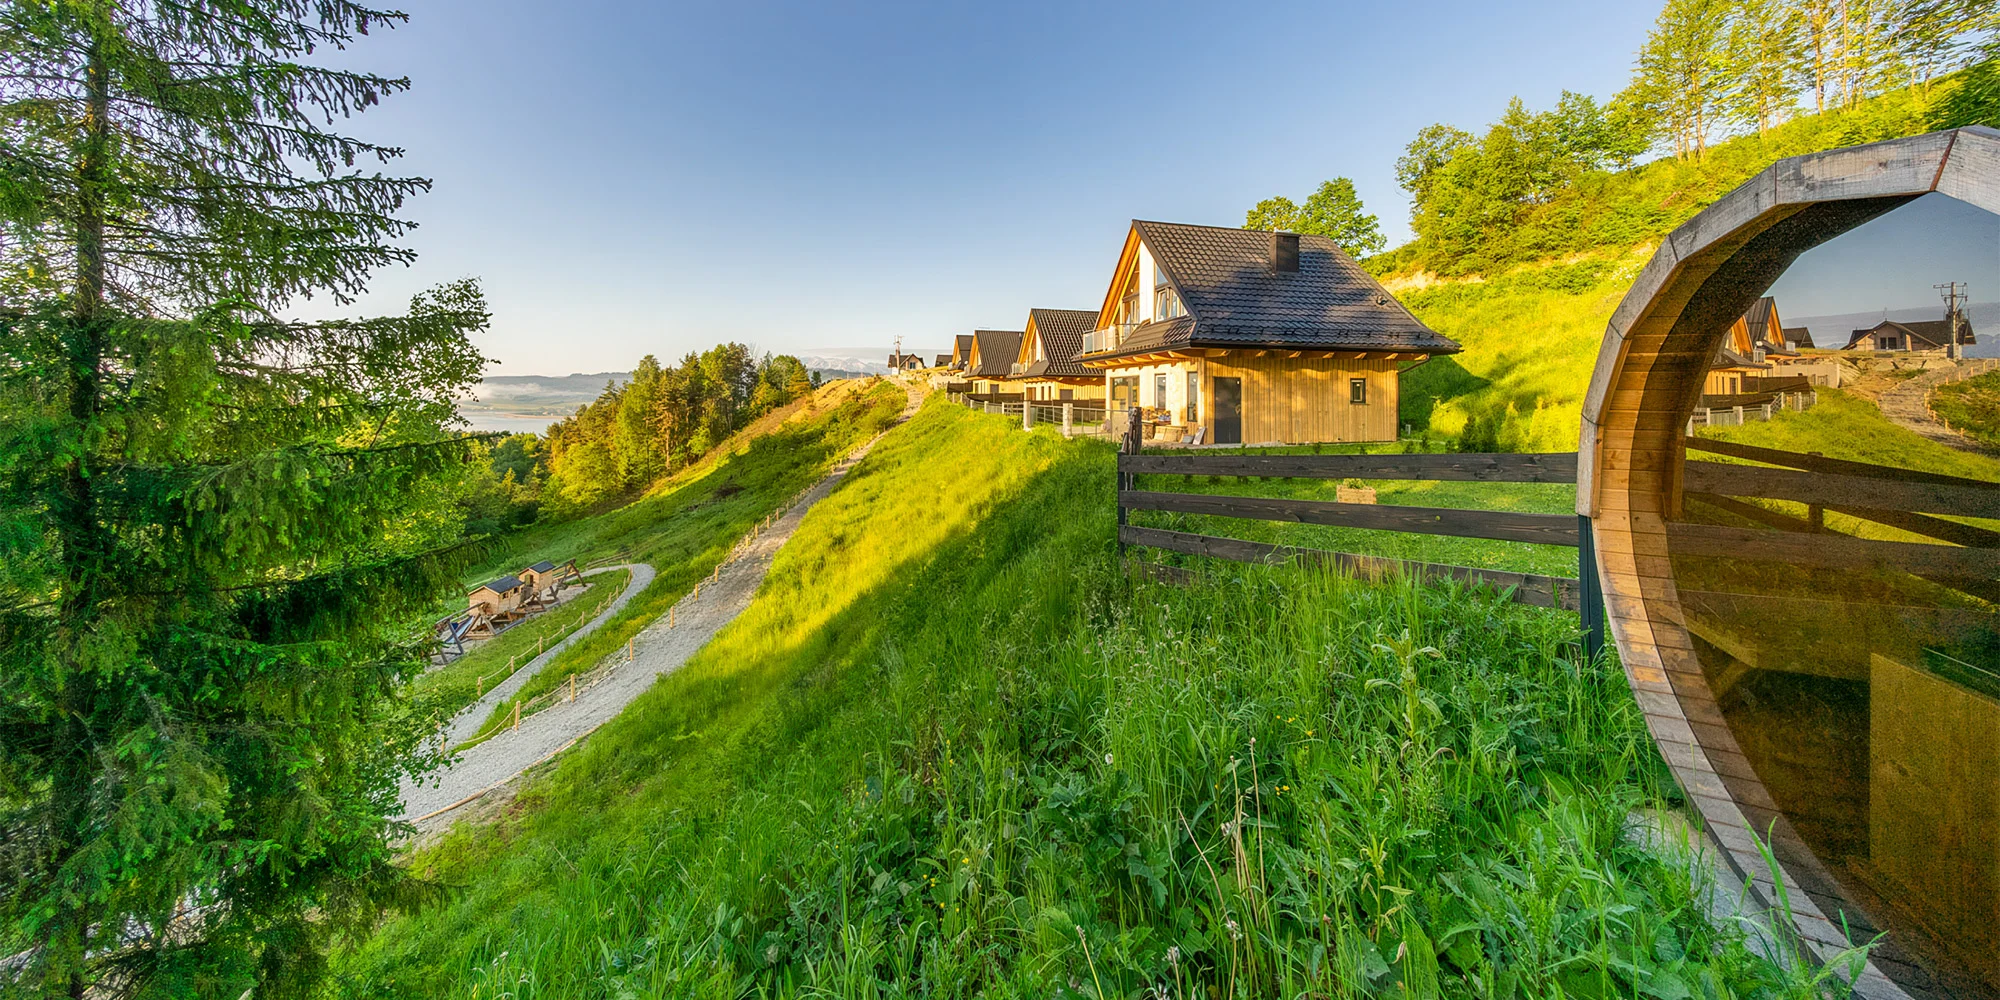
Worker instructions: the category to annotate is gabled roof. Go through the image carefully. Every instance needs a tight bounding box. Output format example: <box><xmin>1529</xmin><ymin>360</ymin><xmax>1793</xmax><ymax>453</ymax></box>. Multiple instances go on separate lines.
<box><xmin>1080</xmin><ymin>222</ymin><xmax>1459</xmax><ymax>363</ymax></box>
<box><xmin>1781</xmin><ymin>326</ymin><xmax>1815</xmax><ymax>349</ymax></box>
<box><xmin>966</xmin><ymin>329</ymin><xmax>1023</xmax><ymax>378</ymax></box>
<box><xmin>1018</xmin><ymin>308</ymin><xmax>1099</xmax><ymax>379</ymax></box>
<box><xmin>475</xmin><ymin>575</ymin><xmax>524</xmax><ymax>595</ymax></box>
<box><xmin>935</xmin><ymin>354</ymin><xmax>952</xmax><ymax>367</ymax></box>
<box><xmin>1843</xmin><ymin>318</ymin><xmax>1967</xmax><ymax>349</ymax></box>
<box><xmin>527</xmin><ymin>560</ymin><xmax>556</xmax><ymax>573</ymax></box>
<box><xmin>952</xmin><ymin>334</ymin><xmax>974</xmax><ymax>364</ymax></box>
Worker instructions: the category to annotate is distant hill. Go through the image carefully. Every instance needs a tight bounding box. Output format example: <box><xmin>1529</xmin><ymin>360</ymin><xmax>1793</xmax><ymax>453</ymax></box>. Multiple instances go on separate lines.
<box><xmin>459</xmin><ymin>371</ymin><xmax>631</xmax><ymax>434</ymax></box>
<box><xmin>801</xmin><ymin>347</ymin><xmax>950</xmax><ymax>377</ymax></box>
<box><xmin>1785</xmin><ymin>302</ymin><xmax>2000</xmax><ymax>357</ymax></box>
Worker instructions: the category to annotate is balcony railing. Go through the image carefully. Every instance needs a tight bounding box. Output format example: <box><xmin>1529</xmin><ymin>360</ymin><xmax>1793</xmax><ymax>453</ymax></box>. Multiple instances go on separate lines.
<box><xmin>1010</xmin><ymin>362</ymin><xmax>1025</xmax><ymax>375</ymax></box>
<box><xmin>1081</xmin><ymin>323</ymin><xmax>1137</xmax><ymax>356</ymax></box>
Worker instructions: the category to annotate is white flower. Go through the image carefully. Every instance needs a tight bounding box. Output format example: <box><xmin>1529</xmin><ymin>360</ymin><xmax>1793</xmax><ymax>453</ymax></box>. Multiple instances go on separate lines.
<box><xmin>1104</xmin><ymin>753</ymin><xmax>1114</xmax><ymax>766</ymax></box>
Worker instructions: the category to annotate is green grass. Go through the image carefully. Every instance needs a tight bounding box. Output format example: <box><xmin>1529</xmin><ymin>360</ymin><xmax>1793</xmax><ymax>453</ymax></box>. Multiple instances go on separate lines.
<box><xmin>455</xmin><ymin>379</ymin><xmax>907</xmax><ymax>735</ymax></box>
<box><xmin>1931</xmin><ymin>371</ymin><xmax>2000</xmax><ymax>451</ymax></box>
<box><xmin>407</xmin><ymin>570</ymin><xmax>628</xmax><ymax>729</ymax></box>
<box><xmin>1393</xmin><ymin>250</ymin><xmax>1642</xmax><ymax>454</ymax></box>
<box><xmin>339</xmin><ymin>399</ymin><xmax>1824</xmax><ymax>999</ymax></box>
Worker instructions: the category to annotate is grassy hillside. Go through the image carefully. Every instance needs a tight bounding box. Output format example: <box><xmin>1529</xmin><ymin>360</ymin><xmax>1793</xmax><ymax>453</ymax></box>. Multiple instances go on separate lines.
<box><xmin>1931</xmin><ymin>371</ymin><xmax>2000</xmax><ymax>450</ymax></box>
<box><xmin>445</xmin><ymin>378</ymin><xmax>907</xmax><ymax>731</ymax></box>
<box><xmin>339</xmin><ymin>401</ymin><xmax>1827</xmax><ymax>999</ymax></box>
<box><xmin>1392</xmin><ymin>251</ymin><xmax>1641</xmax><ymax>454</ymax></box>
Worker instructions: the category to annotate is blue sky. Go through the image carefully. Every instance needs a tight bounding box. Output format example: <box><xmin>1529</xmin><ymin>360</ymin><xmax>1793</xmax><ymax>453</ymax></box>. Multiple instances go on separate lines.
<box><xmin>314</xmin><ymin>0</ymin><xmax>1993</xmax><ymax>373</ymax></box>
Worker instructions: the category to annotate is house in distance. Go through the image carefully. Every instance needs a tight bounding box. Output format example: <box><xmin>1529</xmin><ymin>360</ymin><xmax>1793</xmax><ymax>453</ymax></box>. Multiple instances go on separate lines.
<box><xmin>1072</xmin><ymin>222</ymin><xmax>1461</xmax><ymax>445</ymax></box>
<box><xmin>963</xmin><ymin>329</ymin><xmax>1023</xmax><ymax>395</ymax></box>
<box><xmin>1012</xmin><ymin>308</ymin><xmax>1105</xmax><ymax>403</ymax></box>
<box><xmin>1843</xmin><ymin>314</ymin><xmax>1977</xmax><ymax>355</ymax></box>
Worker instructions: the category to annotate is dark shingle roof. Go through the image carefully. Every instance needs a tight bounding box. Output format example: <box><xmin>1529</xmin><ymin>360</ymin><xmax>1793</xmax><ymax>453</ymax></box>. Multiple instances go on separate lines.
<box><xmin>935</xmin><ymin>354</ymin><xmax>952</xmax><ymax>367</ymax></box>
<box><xmin>969</xmin><ymin>330</ymin><xmax>1023</xmax><ymax>378</ymax></box>
<box><xmin>1781</xmin><ymin>327</ymin><xmax>1815</xmax><ymax>349</ymax></box>
<box><xmin>527</xmin><ymin>560</ymin><xmax>556</xmax><ymax>573</ymax></box>
<box><xmin>477</xmin><ymin>575</ymin><xmax>523</xmax><ymax>594</ymax></box>
<box><xmin>953</xmin><ymin>334</ymin><xmax>974</xmax><ymax>363</ymax></box>
<box><xmin>1021</xmin><ymin>308</ymin><xmax>1100</xmax><ymax>379</ymax></box>
<box><xmin>1080</xmin><ymin>222</ymin><xmax>1459</xmax><ymax>362</ymax></box>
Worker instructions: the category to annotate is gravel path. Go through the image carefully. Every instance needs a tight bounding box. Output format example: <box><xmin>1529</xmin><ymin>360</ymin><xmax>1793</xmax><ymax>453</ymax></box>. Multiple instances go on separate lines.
<box><xmin>400</xmin><ymin>383</ymin><xmax>924</xmax><ymax>828</ymax></box>
<box><xmin>1876</xmin><ymin>357</ymin><xmax>2000</xmax><ymax>453</ymax></box>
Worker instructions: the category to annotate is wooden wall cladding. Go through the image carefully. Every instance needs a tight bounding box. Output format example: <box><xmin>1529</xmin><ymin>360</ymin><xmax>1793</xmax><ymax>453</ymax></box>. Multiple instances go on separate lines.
<box><xmin>1579</xmin><ymin>126</ymin><xmax>2000</xmax><ymax>1000</ymax></box>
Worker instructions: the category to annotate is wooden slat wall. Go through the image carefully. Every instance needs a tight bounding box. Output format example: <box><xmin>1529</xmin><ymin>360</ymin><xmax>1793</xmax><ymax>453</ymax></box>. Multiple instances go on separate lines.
<box><xmin>1204</xmin><ymin>355</ymin><xmax>1398</xmax><ymax>444</ymax></box>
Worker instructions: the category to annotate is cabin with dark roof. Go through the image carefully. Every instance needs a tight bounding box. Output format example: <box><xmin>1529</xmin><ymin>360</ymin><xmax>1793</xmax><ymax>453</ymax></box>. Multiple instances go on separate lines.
<box><xmin>963</xmin><ymin>329</ymin><xmax>1024</xmax><ymax>395</ymax></box>
<box><xmin>468</xmin><ymin>575</ymin><xmax>527</xmax><ymax>617</ymax></box>
<box><xmin>1072</xmin><ymin>221</ymin><xmax>1460</xmax><ymax>444</ymax></box>
<box><xmin>1012</xmin><ymin>308</ymin><xmax>1105</xmax><ymax>403</ymax></box>
<box><xmin>934</xmin><ymin>353</ymin><xmax>952</xmax><ymax>368</ymax></box>
<box><xmin>1844</xmin><ymin>315</ymin><xmax>1977</xmax><ymax>355</ymax></box>
<box><xmin>949</xmin><ymin>334</ymin><xmax>975</xmax><ymax>371</ymax></box>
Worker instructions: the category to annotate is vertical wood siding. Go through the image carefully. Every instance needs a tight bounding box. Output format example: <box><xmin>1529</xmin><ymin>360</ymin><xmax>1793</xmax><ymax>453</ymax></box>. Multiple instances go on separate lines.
<box><xmin>1204</xmin><ymin>356</ymin><xmax>1400</xmax><ymax>444</ymax></box>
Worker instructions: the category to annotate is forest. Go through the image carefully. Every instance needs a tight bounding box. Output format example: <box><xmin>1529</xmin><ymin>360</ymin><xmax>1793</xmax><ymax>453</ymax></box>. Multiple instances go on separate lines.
<box><xmin>460</xmin><ymin>346</ymin><xmax>818</xmax><ymax>532</ymax></box>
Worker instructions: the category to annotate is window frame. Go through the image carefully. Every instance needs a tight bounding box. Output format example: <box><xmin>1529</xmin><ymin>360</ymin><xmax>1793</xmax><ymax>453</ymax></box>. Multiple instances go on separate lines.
<box><xmin>1349</xmin><ymin>377</ymin><xmax>1368</xmax><ymax>405</ymax></box>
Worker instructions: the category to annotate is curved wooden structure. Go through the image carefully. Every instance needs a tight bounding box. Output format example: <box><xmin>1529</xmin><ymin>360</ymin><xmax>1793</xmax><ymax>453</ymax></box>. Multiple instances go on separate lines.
<box><xmin>1581</xmin><ymin>126</ymin><xmax>2000</xmax><ymax>1000</ymax></box>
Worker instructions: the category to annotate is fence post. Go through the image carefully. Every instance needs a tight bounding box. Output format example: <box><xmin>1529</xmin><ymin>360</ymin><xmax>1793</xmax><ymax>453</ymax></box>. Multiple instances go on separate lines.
<box><xmin>1117</xmin><ymin>408</ymin><xmax>1141</xmax><ymax>556</ymax></box>
<box><xmin>1576</xmin><ymin>514</ymin><xmax>1605</xmax><ymax>662</ymax></box>
<box><xmin>511</xmin><ymin>700</ymin><xmax>521</xmax><ymax>731</ymax></box>
<box><xmin>1023</xmin><ymin>402</ymin><xmax>1033</xmax><ymax>432</ymax></box>
<box><xmin>1062</xmin><ymin>402</ymin><xmax>1073</xmax><ymax>437</ymax></box>
<box><xmin>1732</xmin><ymin>404</ymin><xmax>1744</xmax><ymax>425</ymax></box>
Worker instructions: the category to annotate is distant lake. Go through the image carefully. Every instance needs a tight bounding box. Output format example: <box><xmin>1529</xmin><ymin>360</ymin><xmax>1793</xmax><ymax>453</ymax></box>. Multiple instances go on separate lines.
<box><xmin>458</xmin><ymin>411</ymin><xmax>561</xmax><ymax>435</ymax></box>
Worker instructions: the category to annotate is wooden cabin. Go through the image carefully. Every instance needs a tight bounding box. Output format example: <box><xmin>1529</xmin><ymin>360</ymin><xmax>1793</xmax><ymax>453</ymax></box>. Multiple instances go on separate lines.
<box><xmin>934</xmin><ymin>354</ymin><xmax>952</xmax><ymax>368</ymax></box>
<box><xmin>1072</xmin><ymin>222</ymin><xmax>1460</xmax><ymax>445</ymax></box>
<box><xmin>468</xmin><ymin>575</ymin><xmax>527</xmax><ymax>617</ymax></box>
<box><xmin>949</xmin><ymin>334</ymin><xmax>974</xmax><ymax>372</ymax></box>
<box><xmin>1013</xmin><ymin>308</ymin><xmax>1107</xmax><ymax>403</ymax></box>
<box><xmin>964</xmin><ymin>329</ymin><xmax>1024</xmax><ymax>395</ymax></box>
<box><xmin>1843</xmin><ymin>316</ymin><xmax>1977</xmax><ymax>355</ymax></box>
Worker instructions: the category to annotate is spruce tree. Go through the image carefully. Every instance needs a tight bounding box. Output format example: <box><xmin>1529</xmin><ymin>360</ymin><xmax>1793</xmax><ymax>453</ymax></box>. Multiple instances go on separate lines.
<box><xmin>0</xmin><ymin>3</ymin><xmax>489</xmax><ymax>996</ymax></box>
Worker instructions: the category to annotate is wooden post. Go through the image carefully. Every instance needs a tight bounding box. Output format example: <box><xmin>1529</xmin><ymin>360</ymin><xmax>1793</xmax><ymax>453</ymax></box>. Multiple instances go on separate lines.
<box><xmin>1062</xmin><ymin>402</ymin><xmax>1073</xmax><ymax>437</ymax></box>
<box><xmin>627</xmin><ymin>637</ymin><xmax>634</xmax><ymax>662</ymax></box>
<box><xmin>511</xmin><ymin>700</ymin><xmax>520</xmax><ymax>731</ymax></box>
<box><xmin>1117</xmin><ymin>407</ymin><xmax>1141</xmax><ymax>556</ymax></box>
<box><xmin>1577</xmin><ymin>514</ymin><xmax>1605</xmax><ymax>662</ymax></box>
<box><xmin>538</xmin><ymin>634</ymin><xmax>544</xmax><ymax>655</ymax></box>
<box><xmin>476</xmin><ymin>674</ymin><xmax>484</xmax><ymax>697</ymax></box>
<box><xmin>1023</xmin><ymin>402</ymin><xmax>1032</xmax><ymax>432</ymax></box>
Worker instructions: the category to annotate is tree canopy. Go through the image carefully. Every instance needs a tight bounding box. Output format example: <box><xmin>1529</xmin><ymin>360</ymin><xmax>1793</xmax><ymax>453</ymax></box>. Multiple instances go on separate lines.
<box><xmin>1242</xmin><ymin>178</ymin><xmax>1386</xmax><ymax>258</ymax></box>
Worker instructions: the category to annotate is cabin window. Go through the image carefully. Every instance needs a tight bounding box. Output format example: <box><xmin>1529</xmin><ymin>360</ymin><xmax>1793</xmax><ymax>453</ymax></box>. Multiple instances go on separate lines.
<box><xmin>1349</xmin><ymin>378</ymin><xmax>1367</xmax><ymax>404</ymax></box>
<box><xmin>1154</xmin><ymin>283</ymin><xmax>1184</xmax><ymax>320</ymax></box>
<box><xmin>1154</xmin><ymin>373</ymin><xmax>1169</xmax><ymax>409</ymax></box>
<box><xmin>1878</xmin><ymin>336</ymin><xmax>1899</xmax><ymax>350</ymax></box>
<box><xmin>1059</xmin><ymin>388</ymin><xmax>1074</xmax><ymax>401</ymax></box>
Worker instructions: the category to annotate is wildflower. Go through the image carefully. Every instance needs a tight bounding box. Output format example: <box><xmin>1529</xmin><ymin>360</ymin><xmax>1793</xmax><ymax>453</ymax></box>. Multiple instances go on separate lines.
<box><xmin>1226</xmin><ymin>918</ymin><xmax>1241</xmax><ymax>941</ymax></box>
<box><xmin>1166</xmin><ymin>945</ymin><xmax>1181</xmax><ymax>966</ymax></box>
<box><xmin>1104</xmin><ymin>753</ymin><xmax>1113</xmax><ymax>766</ymax></box>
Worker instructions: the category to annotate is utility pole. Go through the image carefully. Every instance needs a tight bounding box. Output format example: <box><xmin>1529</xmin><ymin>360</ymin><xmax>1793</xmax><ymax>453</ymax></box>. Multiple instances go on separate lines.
<box><xmin>891</xmin><ymin>334</ymin><xmax>904</xmax><ymax>373</ymax></box>
<box><xmin>1936</xmin><ymin>282</ymin><xmax>1968</xmax><ymax>360</ymax></box>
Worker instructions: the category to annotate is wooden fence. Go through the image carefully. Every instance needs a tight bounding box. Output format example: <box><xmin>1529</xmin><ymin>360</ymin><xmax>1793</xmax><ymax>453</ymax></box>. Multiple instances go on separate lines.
<box><xmin>1113</xmin><ymin>412</ymin><xmax>1606</xmax><ymax>654</ymax></box>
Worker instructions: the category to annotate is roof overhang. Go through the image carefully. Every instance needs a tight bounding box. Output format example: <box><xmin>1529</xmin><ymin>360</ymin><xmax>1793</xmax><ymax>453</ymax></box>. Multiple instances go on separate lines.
<box><xmin>1078</xmin><ymin>346</ymin><xmax>1440</xmax><ymax>369</ymax></box>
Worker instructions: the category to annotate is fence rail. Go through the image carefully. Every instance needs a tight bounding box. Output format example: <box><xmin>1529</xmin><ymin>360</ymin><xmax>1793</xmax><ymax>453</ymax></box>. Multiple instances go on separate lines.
<box><xmin>1110</xmin><ymin>410</ymin><xmax>1604</xmax><ymax>651</ymax></box>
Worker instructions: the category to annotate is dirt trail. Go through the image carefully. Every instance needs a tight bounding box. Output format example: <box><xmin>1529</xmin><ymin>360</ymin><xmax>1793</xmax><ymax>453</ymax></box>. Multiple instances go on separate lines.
<box><xmin>399</xmin><ymin>382</ymin><xmax>925</xmax><ymax>829</ymax></box>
